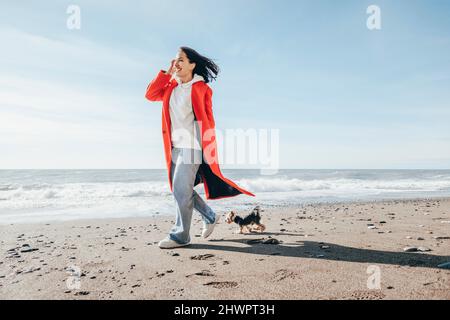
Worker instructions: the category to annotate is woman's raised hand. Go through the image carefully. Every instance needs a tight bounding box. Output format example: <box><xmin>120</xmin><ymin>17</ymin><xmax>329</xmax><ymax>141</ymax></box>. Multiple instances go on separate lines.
<box><xmin>165</xmin><ymin>59</ymin><xmax>177</xmax><ymax>75</ymax></box>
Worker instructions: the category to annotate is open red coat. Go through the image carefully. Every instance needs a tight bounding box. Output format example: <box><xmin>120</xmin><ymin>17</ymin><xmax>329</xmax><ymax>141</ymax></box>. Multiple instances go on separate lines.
<box><xmin>145</xmin><ymin>70</ymin><xmax>255</xmax><ymax>200</ymax></box>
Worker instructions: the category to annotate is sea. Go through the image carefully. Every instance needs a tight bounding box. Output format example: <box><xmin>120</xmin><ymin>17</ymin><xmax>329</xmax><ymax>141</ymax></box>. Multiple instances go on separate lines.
<box><xmin>1</xmin><ymin>169</ymin><xmax>450</xmax><ymax>224</ymax></box>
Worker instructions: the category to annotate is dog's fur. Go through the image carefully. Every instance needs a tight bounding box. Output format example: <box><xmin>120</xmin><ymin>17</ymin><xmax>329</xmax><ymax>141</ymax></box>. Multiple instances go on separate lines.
<box><xmin>225</xmin><ymin>205</ymin><xmax>266</xmax><ymax>234</ymax></box>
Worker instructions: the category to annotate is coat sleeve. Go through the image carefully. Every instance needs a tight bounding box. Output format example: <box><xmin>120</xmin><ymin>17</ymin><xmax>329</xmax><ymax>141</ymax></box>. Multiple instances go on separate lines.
<box><xmin>145</xmin><ymin>70</ymin><xmax>172</xmax><ymax>102</ymax></box>
<box><xmin>205</xmin><ymin>86</ymin><xmax>216</xmax><ymax>128</ymax></box>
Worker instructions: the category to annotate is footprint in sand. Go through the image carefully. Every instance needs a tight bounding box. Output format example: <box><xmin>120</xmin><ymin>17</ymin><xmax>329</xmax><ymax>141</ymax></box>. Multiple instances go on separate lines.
<box><xmin>190</xmin><ymin>254</ymin><xmax>215</xmax><ymax>260</ymax></box>
<box><xmin>339</xmin><ymin>290</ymin><xmax>386</xmax><ymax>300</ymax></box>
<box><xmin>204</xmin><ymin>281</ymin><xmax>238</xmax><ymax>289</ymax></box>
<box><xmin>271</xmin><ymin>269</ymin><xmax>297</xmax><ymax>282</ymax></box>
<box><xmin>186</xmin><ymin>270</ymin><xmax>215</xmax><ymax>277</ymax></box>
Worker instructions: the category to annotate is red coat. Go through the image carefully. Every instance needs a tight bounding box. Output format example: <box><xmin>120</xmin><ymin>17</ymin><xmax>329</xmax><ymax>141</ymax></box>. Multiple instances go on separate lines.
<box><xmin>145</xmin><ymin>70</ymin><xmax>255</xmax><ymax>200</ymax></box>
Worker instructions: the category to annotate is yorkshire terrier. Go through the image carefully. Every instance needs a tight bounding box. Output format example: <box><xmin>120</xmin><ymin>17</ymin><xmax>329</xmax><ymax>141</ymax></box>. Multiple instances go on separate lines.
<box><xmin>225</xmin><ymin>205</ymin><xmax>266</xmax><ymax>234</ymax></box>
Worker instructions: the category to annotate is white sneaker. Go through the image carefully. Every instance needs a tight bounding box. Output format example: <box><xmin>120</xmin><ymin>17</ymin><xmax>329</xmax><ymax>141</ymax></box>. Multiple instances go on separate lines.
<box><xmin>202</xmin><ymin>215</ymin><xmax>220</xmax><ymax>239</ymax></box>
<box><xmin>158</xmin><ymin>237</ymin><xmax>190</xmax><ymax>249</ymax></box>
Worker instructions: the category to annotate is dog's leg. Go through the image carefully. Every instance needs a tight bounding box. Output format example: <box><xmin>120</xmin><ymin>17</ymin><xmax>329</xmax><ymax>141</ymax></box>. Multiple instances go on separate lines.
<box><xmin>249</xmin><ymin>223</ymin><xmax>259</xmax><ymax>233</ymax></box>
<box><xmin>257</xmin><ymin>224</ymin><xmax>266</xmax><ymax>232</ymax></box>
<box><xmin>252</xmin><ymin>224</ymin><xmax>261</xmax><ymax>233</ymax></box>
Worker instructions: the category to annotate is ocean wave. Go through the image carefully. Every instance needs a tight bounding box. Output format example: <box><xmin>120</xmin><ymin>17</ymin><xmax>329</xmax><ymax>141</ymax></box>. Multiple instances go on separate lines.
<box><xmin>1</xmin><ymin>176</ymin><xmax>450</xmax><ymax>214</ymax></box>
<box><xmin>0</xmin><ymin>181</ymin><xmax>171</xmax><ymax>210</ymax></box>
<box><xmin>238</xmin><ymin>177</ymin><xmax>450</xmax><ymax>193</ymax></box>
<box><xmin>0</xmin><ymin>184</ymin><xmax>19</xmax><ymax>191</ymax></box>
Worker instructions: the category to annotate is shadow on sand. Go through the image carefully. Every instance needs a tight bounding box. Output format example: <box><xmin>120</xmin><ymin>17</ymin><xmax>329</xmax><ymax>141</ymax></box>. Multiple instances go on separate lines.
<box><xmin>186</xmin><ymin>234</ymin><xmax>449</xmax><ymax>269</ymax></box>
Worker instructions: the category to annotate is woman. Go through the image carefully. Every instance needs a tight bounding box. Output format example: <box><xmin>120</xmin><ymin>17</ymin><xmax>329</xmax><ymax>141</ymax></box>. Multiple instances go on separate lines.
<box><xmin>145</xmin><ymin>46</ymin><xmax>255</xmax><ymax>249</ymax></box>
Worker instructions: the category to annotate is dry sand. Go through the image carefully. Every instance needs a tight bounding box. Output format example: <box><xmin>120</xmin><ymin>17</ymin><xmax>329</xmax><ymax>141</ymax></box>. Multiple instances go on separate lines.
<box><xmin>1</xmin><ymin>197</ymin><xmax>449</xmax><ymax>300</ymax></box>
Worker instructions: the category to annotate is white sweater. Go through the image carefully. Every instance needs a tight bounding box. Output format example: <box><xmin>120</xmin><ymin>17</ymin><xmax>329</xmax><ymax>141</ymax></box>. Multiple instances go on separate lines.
<box><xmin>169</xmin><ymin>73</ymin><xmax>204</xmax><ymax>150</ymax></box>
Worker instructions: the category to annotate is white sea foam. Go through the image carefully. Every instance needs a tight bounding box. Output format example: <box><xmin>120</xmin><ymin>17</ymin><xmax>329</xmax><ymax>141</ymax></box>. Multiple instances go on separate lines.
<box><xmin>239</xmin><ymin>177</ymin><xmax>450</xmax><ymax>193</ymax></box>
<box><xmin>1</xmin><ymin>169</ymin><xmax>450</xmax><ymax>224</ymax></box>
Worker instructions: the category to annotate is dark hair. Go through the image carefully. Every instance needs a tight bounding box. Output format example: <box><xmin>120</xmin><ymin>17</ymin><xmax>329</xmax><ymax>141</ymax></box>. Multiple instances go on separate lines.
<box><xmin>179</xmin><ymin>46</ymin><xmax>220</xmax><ymax>84</ymax></box>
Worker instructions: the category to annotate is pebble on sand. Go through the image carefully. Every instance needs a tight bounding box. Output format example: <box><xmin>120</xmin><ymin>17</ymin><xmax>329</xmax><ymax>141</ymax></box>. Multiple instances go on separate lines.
<box><xmin>20</xmin><ymin>246</ymin><xmax>39</xmax><ymax>253</ymax></box>
<box><xmin>403</xmin><ymin>246</ymin><xmax>432</xmax><ymax>252</ymax></box>
<box><xmin>433</xmin><ymin>236</ymin><xmax>450</xmax><ymax>240</ymax></box>
<box><xmin>262</xmin><ymin>238</ymin><xmax>280</xmax><ymax>244</ymax></box>
<box><xmin>437</xmin><ymin>262</ymin><xmax>450</xmax><ymax>269</ymax></box>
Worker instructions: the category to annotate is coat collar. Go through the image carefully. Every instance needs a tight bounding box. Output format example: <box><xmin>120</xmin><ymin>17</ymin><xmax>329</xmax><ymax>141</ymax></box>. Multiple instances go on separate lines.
<box><xmin>173</xmin><ymin>73</ymin><xmax>205</xmax><ymax>88</ymax></box>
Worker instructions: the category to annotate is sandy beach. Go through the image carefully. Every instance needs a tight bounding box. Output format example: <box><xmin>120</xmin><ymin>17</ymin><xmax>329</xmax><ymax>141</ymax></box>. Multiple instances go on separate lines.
<box><xmin>1</xmin><ymin>197</ymin><xmax>449</xmax><ymax>300</ymax></box>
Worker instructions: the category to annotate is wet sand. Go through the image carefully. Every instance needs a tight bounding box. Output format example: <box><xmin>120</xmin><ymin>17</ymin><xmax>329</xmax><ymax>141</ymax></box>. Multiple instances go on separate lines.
<box><xmin>1</xmin><ymin>197</ymin><xmax>449</xmax><ymax>300</ymax></box>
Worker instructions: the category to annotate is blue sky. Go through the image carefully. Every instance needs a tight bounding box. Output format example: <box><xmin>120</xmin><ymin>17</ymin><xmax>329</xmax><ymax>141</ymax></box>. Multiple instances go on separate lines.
<box><xmin>1</xmin><ymin>0</ymin><xmax>449</xmax><ymax>169</ymax></box>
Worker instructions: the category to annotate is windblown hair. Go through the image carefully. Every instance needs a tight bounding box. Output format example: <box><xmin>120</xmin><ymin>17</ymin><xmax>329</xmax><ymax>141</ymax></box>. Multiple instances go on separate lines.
<box><xmin>179</xmin><ymin>46</ymin><xmax>220</xmax><ymax>84</ymax></box>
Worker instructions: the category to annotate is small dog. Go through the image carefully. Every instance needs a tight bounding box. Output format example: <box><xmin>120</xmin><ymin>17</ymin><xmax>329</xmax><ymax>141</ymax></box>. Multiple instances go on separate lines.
<box><xmin>225</xmin><ymin>205</ymin><xmax>266</xmax><ymax>234</ymax></box>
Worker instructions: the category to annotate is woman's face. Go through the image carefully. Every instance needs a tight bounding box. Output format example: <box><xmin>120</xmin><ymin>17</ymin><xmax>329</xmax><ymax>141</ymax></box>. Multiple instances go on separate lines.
<box><xmin>174</xmin><ymin>50</ymin><xmax>195</xmax><ymax>77</ymax></box>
